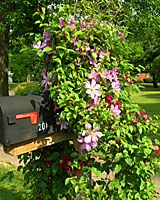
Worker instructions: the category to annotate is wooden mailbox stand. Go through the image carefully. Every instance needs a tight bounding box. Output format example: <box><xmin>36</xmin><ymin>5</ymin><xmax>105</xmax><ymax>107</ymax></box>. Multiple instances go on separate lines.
<box><xmin>3</xmin><ymin>130</ymin><xmax>74</xmax><ymax>156</ymax></box>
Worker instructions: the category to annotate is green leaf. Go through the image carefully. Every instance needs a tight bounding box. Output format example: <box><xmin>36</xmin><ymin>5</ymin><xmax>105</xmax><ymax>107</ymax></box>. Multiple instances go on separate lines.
<box><xmin>46</xmin><ymin>152</ymin><xmax>60</xmax><ymax>160</ymax></box>
<box><xmin>125</xmin><ymin>158</ymin><xmax>132</xmax><ymax>166</ymax></box>
<box><xmin>89</xmin><ymin>35</ymin><xmax>94</xmax><ymax>40</ymax></box>
<box><xmin>43</xmin><ymin>46</ymin><xmax>52</xmax><ymax>52</ymax></box>
<box><xmin>54</xmin><ymin>58</ymin><xmax>62</xmax><ymax>65</ymax></box>
<box><xmin>65</xmin><ymin>178</ymin><xmax>71</xmax><ymax>185</ymax></box>
<box><xmin>70</xmin><ymin>63</ymin><xmax>75</xmax><ymax>70</ymax></box>
<box><xmin>56</xmin><ymin>46</ymin><xmax>67</xmax><ymax>50</ymax></box>
<box><xmin>115</xmin><ymin>164</ymin><xmax>122</xmax><ymax>173</ymax></box>
<box><xmin>129</xmin><ymin>125</ymin><xmax>133</xmax><ymax>133</ymax></box>
<box><xmin>59</xmin><ymin>50</ymin><xmax>64</xmax><ymax>58</ymax></box>
<box><xmin>37</xmin><ymin>51</ymin><xmax>44</xmax><ymax>57</ymax></box>
<box><xmin>35</xmin><ymin>20</ymin><xmax>41</xmax><ymax>24</ymax></box>
<box><xmin>75</xmin><ymin>185</ymin><xmax>79</xmax><ymax>193</ymax></box>
<box><xmin>114</xmin><ymin>153</ymin><xmax>123</xmax><ymax>162</ymax></box>
<box><xmin>71</xmin><ymin>152</ymin><xmax>78</xmax><ymax>157</ymax></box>
<box><xmin>42</xmin><ymin>7</ymin><xmax>45</xmax><ymax>15</ymax></box>
<box><xmin>91</xmin><ymin>167</ymin><xmax>102</xmax><ymax>177</ymax></box>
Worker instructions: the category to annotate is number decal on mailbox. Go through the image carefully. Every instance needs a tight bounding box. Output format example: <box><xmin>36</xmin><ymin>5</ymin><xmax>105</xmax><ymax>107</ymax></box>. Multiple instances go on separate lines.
<box><xmin>38</xmin><ymin>122</ymin><xmax>48</xmax><ymax>132</ymax></box>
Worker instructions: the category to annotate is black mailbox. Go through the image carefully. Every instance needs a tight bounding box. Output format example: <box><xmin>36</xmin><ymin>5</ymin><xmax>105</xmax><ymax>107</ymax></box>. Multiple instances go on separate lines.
<box><xmin>0</xmin><ymin>94</ymin><xmax>58</xmax><ymax>145</ymax></box>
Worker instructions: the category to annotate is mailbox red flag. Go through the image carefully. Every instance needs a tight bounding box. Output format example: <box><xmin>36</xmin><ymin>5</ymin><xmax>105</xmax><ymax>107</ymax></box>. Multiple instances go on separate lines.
<box><xmin>16</xmin><ymin>112</ymin><xmax>37</xmax><ymax>124</ymax></box>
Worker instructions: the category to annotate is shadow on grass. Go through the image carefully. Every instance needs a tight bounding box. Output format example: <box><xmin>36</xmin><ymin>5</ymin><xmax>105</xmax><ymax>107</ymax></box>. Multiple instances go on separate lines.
<box><xmin>133</xmin><ymin>103</ymin><xmax>160</xmax><ymax>117</ymax></box>
<box><xmin>0</xmin><ymin>187</ymin><xmax>26</xmax><ymax>200</ymax></box>
<box><xmin>140</xmin><ymin>93</ymin><xmax>160</xmax><ymax>99</ymax></box>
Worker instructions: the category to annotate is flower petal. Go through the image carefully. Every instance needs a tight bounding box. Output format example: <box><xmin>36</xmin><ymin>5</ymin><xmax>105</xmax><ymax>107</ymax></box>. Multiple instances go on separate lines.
<box><xmin>93</xmin><ymin>124</ymin><xmax>100</xmax><ymax>132</ymax></box>
<box><xmin>95</xmin><ymin>131</ymin><xmax>103</xmax><ymax>138</ymax></box>
<box><xmin>85</xmin><ymin>81</ymin><xmax>90</xmax><ymax>88</ymax></box>
<box><xmin>84</xmin><ymin>135</ymin><xmax>92</xmax><ymax>143</ymax></box>
<box><xmin>85</xmin><ymin>123</ymin><xmax>92</xmax><ymax>130</ymax></box>
<box><xmin>77</xmin><ymin>137</ymin><xmax>84</xmax><ymax>143</ymax></box>
<box><xmin>91</xmin><ymin>135</ymin><xmax>98</xmax><ymax>142</ymax></box>
<box><xmin>91</xmin><ymin>142</ymin><xmax>98</xmax><ymax>147</ymax></box>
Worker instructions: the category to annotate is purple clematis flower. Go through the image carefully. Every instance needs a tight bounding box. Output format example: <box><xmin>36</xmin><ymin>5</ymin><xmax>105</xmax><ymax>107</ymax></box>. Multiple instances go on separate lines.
<box><xmin>77</xmin><ymin>123</ymin><xmax>102</xmax><ymax>151</ymax></box>
<box><xmin>43</xmin><ymin>29</ymin><xmax>50</xmax><ymax>37</ymax></box>
<box><xmin>118</xmin><ymin>30</ymin><xmax>125</xmax><ymax>40</ymax></box>
<box><xmin>75</xmin><ymin>59</ymin><xmax>83</xmax><ymax>65</ymax></box>
<box><xmin>111</xmin><ymin>105</ymin><xmax>121</xmax><ymax>117</ymax></box>
<box><xmin>59</xmin><ymin>17</ymin><xmax>65</xmax><ymax>28</ymax></box>
<box><xmin>57</xmin><ymin>118</ymin><xmax>69</xmax><ymax>130</ymax></box>
<box><xmin>41</xmin><ymin>68</ymin><xmax>54</xmax><ymax>93</ymax></box>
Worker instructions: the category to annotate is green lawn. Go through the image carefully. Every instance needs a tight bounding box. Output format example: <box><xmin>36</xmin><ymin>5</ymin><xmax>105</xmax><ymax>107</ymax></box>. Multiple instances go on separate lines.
<box><xmin>131</xmin><ymin>83</ymin><xmax>160</xmax><ymax>118</ymax></box>
<box><xmin>0</xmin><ymin>163</ymin><xmax>27</xmax><ymax>200</ymax></box>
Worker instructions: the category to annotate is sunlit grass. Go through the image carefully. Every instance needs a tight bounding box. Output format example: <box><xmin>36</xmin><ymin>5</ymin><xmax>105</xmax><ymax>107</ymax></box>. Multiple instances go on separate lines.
<box><xmin>131</xmin><ymin>83</ymin><xmax>160</xmax><ymax>118</ymax></box>
<box><xmin>0</xmin><ymin>163</ymin><xmax>27</xmax><ymax>200</ymax></box>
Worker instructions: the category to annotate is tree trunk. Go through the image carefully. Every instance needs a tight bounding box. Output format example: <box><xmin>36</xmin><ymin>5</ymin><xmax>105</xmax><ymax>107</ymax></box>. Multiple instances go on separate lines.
<box><xmin>152</xmin><ymin>74</ymin><xmax>158</xmax><ymax>88</ymax></box>
<box><xmin>0</xmin><ymin>15</ymin><xmax>9</xmax><ymax>96</ymax></box>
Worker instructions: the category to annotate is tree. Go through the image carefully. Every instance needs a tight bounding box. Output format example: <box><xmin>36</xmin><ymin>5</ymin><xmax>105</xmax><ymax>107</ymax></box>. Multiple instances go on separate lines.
<box><xmin>115</xmin><ymin>0</ymin><xmax>160</xmax><ymax>87</ymax></box>
<box><xmin>0</xmin><ymin>0</ymin><xmax>55</xmax><ymax>96</ymax></box>
<box><xmin>9</xmin><ymin>48</ymin><xmax>43</xmax><ymax>82</ymax></box>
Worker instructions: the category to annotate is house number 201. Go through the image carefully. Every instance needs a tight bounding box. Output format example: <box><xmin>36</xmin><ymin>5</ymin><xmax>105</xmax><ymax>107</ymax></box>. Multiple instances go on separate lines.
<box><xmin>38</xmin><ymin>122</ymin><xmax>48</xmax><ymax>132</ymax></box>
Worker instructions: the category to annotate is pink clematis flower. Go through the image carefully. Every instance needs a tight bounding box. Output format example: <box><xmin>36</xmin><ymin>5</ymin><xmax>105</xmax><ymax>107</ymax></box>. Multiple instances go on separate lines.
<box><xmin>99</xmin><ymin>51</ymin><xmax>110</xmax><ymax>59</ymax></box>
<box><xmin>33</xmin><ymin>41</ymin><xmax>42</xmax><ymax>52</ymax></box>
<box><xmin>142</xmin><ymin>111</ymin><xmax>150</xmax><ymax>119</ymax></box>
<box><xmin>111</xmin><ymin>105</ymin><xmax>121</xmax><ymax>117</ymax></box>
<box><xmin>41</xmin><ymin>68</ymin><xmax>54</xmax><ymax>93</ymax></box>
<box><xmin>111</xmin><ymin>81</ymin><xmax>121</xmax><ymax>93</ymax></box>
<box><xmin>87</xmin><ymin>70</ymin><xmax>100</xmax><ymax>82</ymax></box>
<box><xmin>86</xmin><ymin>79</ymin><xmax>101</xmax><ymax>100</ymax></box>
<box><xmin>115</xmin><ymin>100</ymin><xmax>120</xmax><ymax>109</ymax></box>
<box><xmin>101</xmin><ymin>70</ymin><xmax>113</xmax><ymax>82</ymax></box>
<box><xmin>77</xmin><ymin>123</ymin><xmax>102</xmax><ymax>151</ymax></box>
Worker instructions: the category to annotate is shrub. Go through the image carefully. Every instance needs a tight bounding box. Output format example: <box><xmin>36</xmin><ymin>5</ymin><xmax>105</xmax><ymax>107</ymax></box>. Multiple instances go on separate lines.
<box><xmin>134</xmin><ymin>79</ymin><xmax>144</xmax><ymax>83</ymax></box>
<box><xmin>143</xmin><ymin>77</ymin><xmax>153</xmax><ymax>83</ymax></box>
<box><xmin>14</xmin><ymin>82</ymin><xmax>40</xmax><ymax>95</ymax></box>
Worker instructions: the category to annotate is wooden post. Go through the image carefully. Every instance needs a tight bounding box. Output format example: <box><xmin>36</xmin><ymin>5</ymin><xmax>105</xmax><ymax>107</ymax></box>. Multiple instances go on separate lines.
<box><xmin>73</xmin><ymin>136</ymin><xmax>92</xmax><ymax>200</ymax></box>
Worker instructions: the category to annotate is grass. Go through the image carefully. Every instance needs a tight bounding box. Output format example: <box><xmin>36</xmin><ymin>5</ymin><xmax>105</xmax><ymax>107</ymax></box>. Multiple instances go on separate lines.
<box><xmin>131</xmin><ymin>83</ymin><xmax>160</xmax><ymax>118</ymax></box>
<box><xmin>0</xmin><ymin>163</ymin><xmax>27</xmax><ymax>200</ymax></box>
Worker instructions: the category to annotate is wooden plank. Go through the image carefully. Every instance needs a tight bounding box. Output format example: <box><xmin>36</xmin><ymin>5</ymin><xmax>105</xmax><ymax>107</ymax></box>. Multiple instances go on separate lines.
<box><xmin>3</xmin><ymin>131</ymin><xmax>74</xmax><ymax>156</ymax></box>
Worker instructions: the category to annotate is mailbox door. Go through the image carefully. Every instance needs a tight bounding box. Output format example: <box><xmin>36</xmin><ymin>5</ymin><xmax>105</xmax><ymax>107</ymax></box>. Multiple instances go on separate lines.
<box><xmin>0</xmin><ymin>94</ymin><xmax>58</xmax><ymax>145</ymax></box>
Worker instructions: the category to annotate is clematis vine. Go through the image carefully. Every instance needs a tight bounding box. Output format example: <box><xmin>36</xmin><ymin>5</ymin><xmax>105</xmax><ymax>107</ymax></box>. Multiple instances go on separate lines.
<box><xmin>77</xmin><ymin>123</ymin><xmax>102</xmax><ymax>151</ymax></box>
